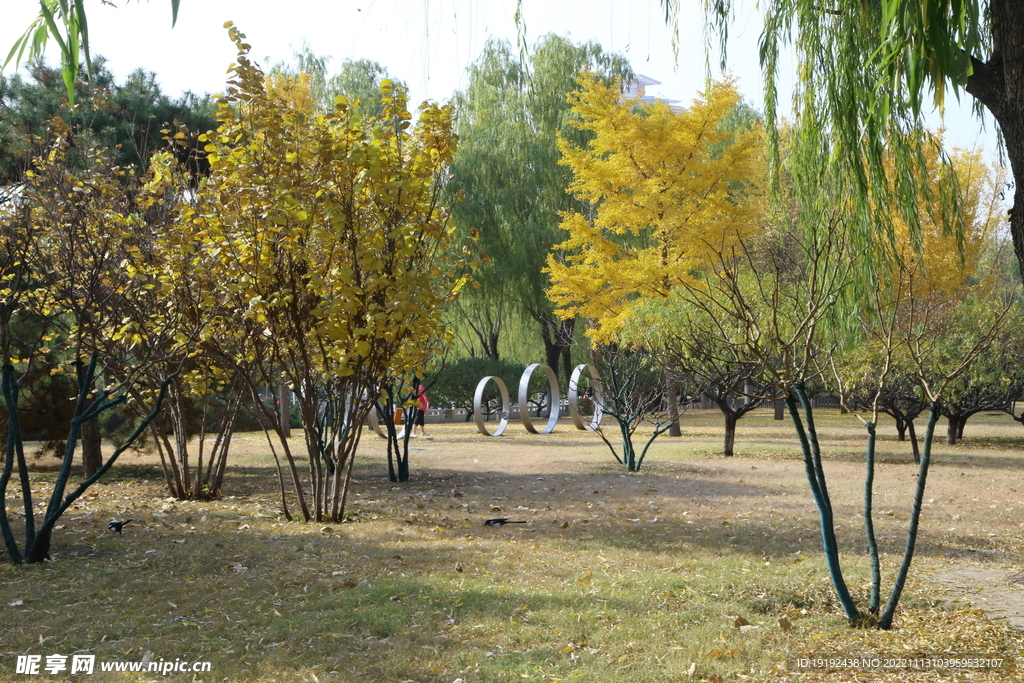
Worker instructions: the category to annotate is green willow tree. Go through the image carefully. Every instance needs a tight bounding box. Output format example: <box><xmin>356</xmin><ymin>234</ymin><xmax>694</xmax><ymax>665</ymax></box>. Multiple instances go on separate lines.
<box><xmin>697</xmin><ymin>1</ymin><xmax>1024</xmax><ymax>283</ymax></box>
<box><xmin>8</xmin><ymin>0</ymin><xmax>181</xmax><ymax>107</ymax></box>
<box><xmin>269</xmin><ymin>43</ymin><xmax>405</xmax><ymax>121</ymax></box>
<box><xmin>447</xmin><ymin>35</ymin><xmax>632</xmax><ymax>383</ymax></box>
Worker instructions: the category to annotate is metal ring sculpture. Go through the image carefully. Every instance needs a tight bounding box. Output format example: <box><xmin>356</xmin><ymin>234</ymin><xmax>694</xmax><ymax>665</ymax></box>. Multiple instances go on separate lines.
<box><xmin>518</xmin><ymin>363</ymin><xmax>560</xmax><ymax>434</ymax></box>
<box><xmin>367</xmin><ymin>394</ymin><xmax>405</xmax><ymax>440</ymax></box>
<box><xmin>367</xmin><ymin>404</ymin><xmax>387</xmax><ymax>438</ymax></box>
<box><xmin>473</xmin><ymin>376</ymin><xmax>510</xmax><ymax>436</ymax></box>
<box><xmin>568</xmin><ymin>363</ymin><xmax>604</xmax><ymax>431</ymax></box>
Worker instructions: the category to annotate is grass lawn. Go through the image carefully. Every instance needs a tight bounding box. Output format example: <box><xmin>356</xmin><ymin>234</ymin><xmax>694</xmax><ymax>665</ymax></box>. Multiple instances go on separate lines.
<box><xmin>1</xmin><ymin>407</ymin><xmax>1023</xmax><ymax>681</ymax></box>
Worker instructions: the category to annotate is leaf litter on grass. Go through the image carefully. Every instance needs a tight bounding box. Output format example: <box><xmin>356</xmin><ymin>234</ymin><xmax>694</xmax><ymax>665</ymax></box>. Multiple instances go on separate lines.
<box><xmin>2</xmin><ymin>414</ymin><xmax>1024</xmax><ymax>681</ymax></box>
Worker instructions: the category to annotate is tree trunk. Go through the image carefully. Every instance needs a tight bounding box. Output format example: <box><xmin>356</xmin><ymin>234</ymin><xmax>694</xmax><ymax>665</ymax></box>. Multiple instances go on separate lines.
<box><xmin>957</xmin><ymin>415</ymin><xmax>966</xmax><ymax>440</ymax></box>
<box><xmin>774</xmin><ymin>398</ymin><xmax>785</xmax><ymax>420</ymax></box>
<box><xmin>80</xmin><ymin>417</ymin><xmax>102</xmax><ymax>479</ymax></box>
<box><xmin>723</xmin><ymin>412</ymin><xmax>737</xmax><ymax>456</ymax></box>
<box><xmin>620</xmin><ymin>419</ymin><xmax>637</xmax><ymax>471</ymax></box>
<box><xmin>279</xmin><ymin>378</ymin><xmax>291</xmax><ymax>439</ymax></box>
<box><xmin>667</xmin><ymin>366</ymin><xmax>681</xmax><ymax>437</ymax></box>
<box><xmin>75</xmin><ymin>361</ymin><xmax>102</xmax><ymax>478</ymax></box>
<box><xmin>907</xmin><ymin>419</ymin><xmax>920</xmax><ymax>464</ymax></box>
<box><xmin>946</xmin><ymin>416</ymin><xmax>961</xmax><ymax>445</ymax></box>
<box><xmin>538</xmin><ymin>313</ymin><xmax>576</xmax><ymax>388</ymax></box>
<box><xmin>966</xmin><ymin>1</ymin><xmax>1024</xmax><ymax>281</ymax></box>
<box><xmin>894</xmin><ymin>413</ymin><xmax>907</xmax><ymax>441</ymax></box>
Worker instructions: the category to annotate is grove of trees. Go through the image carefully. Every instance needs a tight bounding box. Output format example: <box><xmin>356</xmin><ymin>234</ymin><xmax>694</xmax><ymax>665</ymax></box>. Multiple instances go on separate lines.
<box><xmin>5</xmin><ymin>3</ymin><xmax>1024</xmax><ymax>636</ymax></box>
<box><xmin>0</xmin><ymin>24</ymin><xmax>472</xmax><ymax>561</ymax></box>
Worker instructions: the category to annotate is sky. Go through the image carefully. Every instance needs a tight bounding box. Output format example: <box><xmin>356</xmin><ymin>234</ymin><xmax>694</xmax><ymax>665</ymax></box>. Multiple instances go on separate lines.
<box><xmin>0</xmin><ymin>0</ymin><xmax>1000</xmax><ymax>153</ymax></box>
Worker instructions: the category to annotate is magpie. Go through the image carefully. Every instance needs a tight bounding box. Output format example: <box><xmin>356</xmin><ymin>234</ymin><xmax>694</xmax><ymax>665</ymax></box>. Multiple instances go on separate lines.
<box><xmin>108</xmin><ymin>519</ymin><xmax>132</xmax><ymax>535</ymax></box>
<box><xmin>484</xmin><ymin>518</ymin><xmax>526</xmax><ymax>527</ymax></box>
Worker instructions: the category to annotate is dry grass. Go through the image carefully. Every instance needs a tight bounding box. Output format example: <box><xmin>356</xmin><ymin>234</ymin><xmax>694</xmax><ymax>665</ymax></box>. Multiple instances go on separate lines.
<box><xmin>1</xmin><ymin>407</ymin><xmax>1023</xmax><ymax>681</ymax></box>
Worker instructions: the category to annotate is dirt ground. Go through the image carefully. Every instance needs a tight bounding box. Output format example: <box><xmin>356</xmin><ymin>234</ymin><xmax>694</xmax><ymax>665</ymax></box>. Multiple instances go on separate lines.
<box><xmin>5</xmin><ymin>406</ymin><xmax>1024</xmax><ymax>681</ymax></box>
<box><xmin>338</xmin><ymin>407</ymin><xmax>1024</xmax><ymax>629</ymax></box>
<box><xmin>30</xmin><ymin>406</ymin><xmax>1024</xmax><ymax>627</ymax></box>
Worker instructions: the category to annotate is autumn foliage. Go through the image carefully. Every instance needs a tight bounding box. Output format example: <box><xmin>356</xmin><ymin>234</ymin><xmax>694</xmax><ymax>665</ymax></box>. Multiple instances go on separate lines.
<box><xmin>174</xmin><ymin>24</ymin><xmax>469</xmax><ymax>522</ymax></box>
<box><xmin>546</xmin><ymin>75</ymin><xmax>765</xmax><ymax>342</ymax></box>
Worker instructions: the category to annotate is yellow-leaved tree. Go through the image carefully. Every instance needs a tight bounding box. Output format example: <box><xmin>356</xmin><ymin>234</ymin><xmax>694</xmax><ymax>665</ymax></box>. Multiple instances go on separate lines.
<box><xmin>888</xmin><ymin>144</ymin><xmax>1007</xmax><ymax>298</ymax></box>
<box><xmin>546</xmin><ymin>74</ymin><xmax>765</xmax><ymax>342</ymax></box>
<box><xmin>545</xmin><ymin>75</ymin><xmax>765</xmax><ymax>471</ymax></box>
<box><xmin>183</xmin><ymin>25</ymin><xmax>469</xmax><ymax>523</ymax></box>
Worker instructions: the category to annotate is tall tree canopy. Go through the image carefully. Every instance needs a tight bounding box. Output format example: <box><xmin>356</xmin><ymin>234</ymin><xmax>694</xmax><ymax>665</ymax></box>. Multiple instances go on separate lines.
<box><xmin>447</xmin><ymin>34</ymin><xmax>632</xmax><ymax>381</ymax></box>
<box><xmin>269</xmin><ymin>44</ymin><xmax>405</xmax><ymax>121</ymax></box>
<box><xmin>0</xmin><ymin>59</ymin><xmax>214</xmax><ymax>186</ymax></box>
<box><xmin>546</xmin><ymin>74</ymin><xmax>765</xmax><ymax>342</ymax></box>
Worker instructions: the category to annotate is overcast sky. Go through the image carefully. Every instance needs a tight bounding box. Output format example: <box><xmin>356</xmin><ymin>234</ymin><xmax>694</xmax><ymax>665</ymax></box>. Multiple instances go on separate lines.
<box><xmin>0</xmin><ymin>0</ymin><xmax>999</xmax><ymax>152</ymax></box>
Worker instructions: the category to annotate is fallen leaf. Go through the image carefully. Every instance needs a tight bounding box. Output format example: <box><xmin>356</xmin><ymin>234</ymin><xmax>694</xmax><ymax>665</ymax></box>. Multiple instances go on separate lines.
<box><xmin>779</xmin><ymin>617</ymin><xmax>793</xmax><ymax>631</ymax></box>
<box><xmin>734</xmin><ymin>616</ymin><xmax>750</xmax><ymax>628</ymax></box>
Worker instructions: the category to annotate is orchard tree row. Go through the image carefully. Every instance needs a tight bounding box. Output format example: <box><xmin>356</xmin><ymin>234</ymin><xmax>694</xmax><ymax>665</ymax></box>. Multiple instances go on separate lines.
<box><xmin>534</xmin><ymin>60</ymin><xmax>1018</xmax><ymax>629</ymax></box>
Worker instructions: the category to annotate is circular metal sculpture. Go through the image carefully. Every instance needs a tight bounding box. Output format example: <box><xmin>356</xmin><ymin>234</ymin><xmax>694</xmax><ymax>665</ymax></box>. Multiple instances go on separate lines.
<box><xmin>473</xmin><ymin>376</ymin><xmax>511</xmax><ymax>436</ymax></box>
<box><xmin>367</xmin><ymin>404</ymin><xmax>388</xmax><ymax>438</ymax></box>
<box><xmin>568</xmin><ymin>364</ymin><xmax>604</xmax><ymax>431</ymax></box>
<box><xmin>366</xmin><ymin>396</ymin><xmax>405</xmax><ymax>439</ymax></box>
<box><xmin>518</xmin><ymin>363</ymin><xmax>560</xmax><ymax>434</ymax></box>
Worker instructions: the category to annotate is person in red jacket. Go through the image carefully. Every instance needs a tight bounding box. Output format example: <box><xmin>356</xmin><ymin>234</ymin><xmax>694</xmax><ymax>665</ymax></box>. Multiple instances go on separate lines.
<box><xmin>412</xmin><ymin>384</ymin><xmax>430</xmax><ymax>438</ymax></box>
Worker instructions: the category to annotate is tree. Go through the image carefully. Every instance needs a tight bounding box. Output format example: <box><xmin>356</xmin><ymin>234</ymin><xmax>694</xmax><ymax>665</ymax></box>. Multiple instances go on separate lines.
<box><xmin>546</xmin><ymin>73</ymin><xmax>765</xmax><ymax>343</ymax></box>
<box><xmin>587</xmin><ymin>343</ymin><xmax>679</xmax><ymax>472</ymax></box>
<box><xmin>630</xmin><ymin>295</ymin><xmax>767</xmax><ymax>457</ymax></box>
<box><xmin>448</xmin><ymin>35</ymin><xmax>632</xmax><ymax>384</ymax></box>
<box><xmin>547</xmin><ymin>73</ymin><xmax>764</xmax><ymax>466</ymax></box>
<box><xmin>0</xmin><ymin>118</ymin><xmax>189</xmax><ymax>564</ymax></box>
<box><xmin>832</xmin><ymin>143</ymin><xmax>1011</xmax><ymax>452</ymax></box>
<box><xmin>0</xmin><ymin>60</ymin><xmax>215</xmax><ymax>187</ymax></box>
<box><xmin>269</xmin><ymin>44</ymin><xmax>405</xmax><ymax>121</ymax></box>
<box><xmin>183</xmin><ymin>25</ymin><xmax>469</xmax><ymax>523</ymax></box>
<box><xmin>700</xmin><ymin>1</ymin><xmax>1024</xmax><ymax>286</ymax></box>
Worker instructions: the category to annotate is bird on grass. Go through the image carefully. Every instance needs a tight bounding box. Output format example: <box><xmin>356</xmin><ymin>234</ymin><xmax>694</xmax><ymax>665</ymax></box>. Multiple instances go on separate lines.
<box><xmin>484</xmin><ymin>518</ymin><xmax>527</xmax><ymax>527</ymax></box>
<box><xmin>108</xmin><ymin>519</ymin><xmax>132</xmax><ymax>535</ymax></box>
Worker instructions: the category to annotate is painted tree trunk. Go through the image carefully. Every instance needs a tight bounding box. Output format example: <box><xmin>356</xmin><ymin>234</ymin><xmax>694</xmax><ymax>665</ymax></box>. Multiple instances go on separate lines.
<box><xmin>879</xmin><ymin>405</ymin><xmax>941</xmax><ymax>629</ymax></box>
<box><xmin>863</xmin><ymin>422</ymin><xmax>881</xmax><ymax>615</ymax></box>
<box><xmin>788</xmin><ymin>383</ymin><xmax>860</xmax><ymax>622</ymax></box>
<box><xmin>620</xmin><ymin>419</ymin><xmax>638</xmax><ymax>472</ymax></box>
